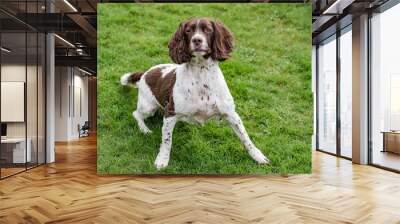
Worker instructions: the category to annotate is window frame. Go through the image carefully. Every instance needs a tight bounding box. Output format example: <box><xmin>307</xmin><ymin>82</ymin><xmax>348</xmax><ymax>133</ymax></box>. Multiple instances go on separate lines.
<box><xmin>315</xmin><ymin>22</ymin><xmax>353</xmax><ymax>161</ymax></box>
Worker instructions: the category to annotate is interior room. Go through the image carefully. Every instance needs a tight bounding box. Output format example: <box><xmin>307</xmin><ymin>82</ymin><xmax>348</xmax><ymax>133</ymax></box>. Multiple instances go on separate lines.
<box><xmin>313</xmin><ymin>0</ymin><xmax>400</xmax><ymax>173</ymax></box>
<box><xmin>0</xmin><ymin>9</ymin><xmax>46</xmax><ymax>178</ymax></box>
<box><xmin>0</xmin><ymin>0</ymin><xmax>97</xmax><ymax>179</ymax></box>
<box><xmin>313</xmin><ymin>0</ymin><xmax>400</xmax><ymax>171</ymax></box>
<box><xmin>0</xmin><ymin>0</ymin><xmax>399</xmax><ymax>223</ymax></box>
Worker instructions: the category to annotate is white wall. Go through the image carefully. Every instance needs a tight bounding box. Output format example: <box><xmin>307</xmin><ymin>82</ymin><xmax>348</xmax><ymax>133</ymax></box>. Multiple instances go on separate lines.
<box><xmin>54</xmin><ymin>67</ymin><xmax>89</xmax><ymax>141</ymax></box>
<box><xmin>55</xmin><ymin>67</ymin><xmax>69</xmax><ymax>141</ymax></box>
<box><xmin>1</xmin><ymin>65</ymin><xmax>26</xmax><ymax>140</ymax></box>
<box><xmin>1</xmin><ymin>63</ymin><xmax>46</xmax><ymax>164</ymax></box>
<box><xmin>1</xmin><ymin>65</ymin><xmax>41</xmax><ymax>137</ymax></box>
<box><xmin>1</xmin><ymin>66</ymin><xmax>26</xmax><ymax>138</ymax></box>
<box><xmin>73</xmin><ymin>73</ymin><xmax>89</xmax><ymax>137</ymax></box>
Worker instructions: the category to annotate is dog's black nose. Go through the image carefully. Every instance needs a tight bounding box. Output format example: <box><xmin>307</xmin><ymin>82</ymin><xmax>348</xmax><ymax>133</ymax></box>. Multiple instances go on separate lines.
<box><xmin>192</xmin><ymin>37</ymin><xmax>202</xmax><ymax>46</ymax></box>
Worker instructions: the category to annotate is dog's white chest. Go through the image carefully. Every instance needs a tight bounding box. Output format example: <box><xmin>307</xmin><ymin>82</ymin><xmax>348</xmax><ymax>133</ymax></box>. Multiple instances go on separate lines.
<box><xmin>190</xmin><ymin>84</ymin><xmax>219</xmax><ymax>124</ymax></box>
<box><xmin>174</xmin><ymin>65</ymin><xmax>229</xmax><ymax>124</ymax></box>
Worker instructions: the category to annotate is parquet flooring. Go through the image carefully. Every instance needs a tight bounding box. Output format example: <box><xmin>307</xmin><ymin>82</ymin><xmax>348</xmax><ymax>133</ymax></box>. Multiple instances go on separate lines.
<box><xmin>1</xmin><ymin>167</ymin><xmax>26</xmax><ymax>178</ymax></box>
<box><xmin>0</xmin><ymin>135</ymin><xmax>400</xmax><ymax>223</ymax></box>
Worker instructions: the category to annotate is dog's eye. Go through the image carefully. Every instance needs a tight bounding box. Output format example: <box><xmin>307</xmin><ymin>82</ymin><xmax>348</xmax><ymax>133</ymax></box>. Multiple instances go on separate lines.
<box><xmin>185</xmin><ymin>29</ymin><xmax>191</xmax><ymax>33</ymax></box>
<box><xmin>204</xmin><ymin>27</ymin><xmax>213</xmax><ymax>33</ymax></box>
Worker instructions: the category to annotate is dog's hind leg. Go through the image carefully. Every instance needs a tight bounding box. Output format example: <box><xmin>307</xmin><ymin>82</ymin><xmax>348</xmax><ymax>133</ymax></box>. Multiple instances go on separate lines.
<box><xmin>133</xmin><ymin>91</ymin><xmax>158</xmax><ymax>134</ymax></box>
<box><xmin>133</xmin><ymin>110</ymin><xmax>153</xmax><ymax>134</ymax></box>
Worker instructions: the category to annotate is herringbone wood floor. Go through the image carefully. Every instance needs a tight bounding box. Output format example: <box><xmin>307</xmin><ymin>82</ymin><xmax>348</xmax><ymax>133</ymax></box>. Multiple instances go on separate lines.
<box><xmin>1</xmin><ymin>135</ymin><xmax>400</xmax><ymax>224</ymax></box>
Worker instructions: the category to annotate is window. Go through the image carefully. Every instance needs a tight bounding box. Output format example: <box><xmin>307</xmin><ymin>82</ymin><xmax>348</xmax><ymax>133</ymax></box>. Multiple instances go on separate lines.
<box><xmin>370</xmin><ymin>3</ymin><xmax>400</xmax><ymax>171</ymax></box>
<box><xmin>339</xmin><ymin>26</ymin><xmax>352</xmax><ymax>158</ymax></box>
<box><xmin>317</xmin><ymin>35</ymin><xmax>337</xmax><ymax>154</ymax></box>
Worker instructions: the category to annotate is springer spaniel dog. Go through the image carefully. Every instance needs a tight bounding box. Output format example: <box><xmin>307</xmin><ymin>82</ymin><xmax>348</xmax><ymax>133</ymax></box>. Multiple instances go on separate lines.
<box><xmin>121</xmin><ymin>18</ymin><xmax>269</xmax><ymax>169</ymax></box>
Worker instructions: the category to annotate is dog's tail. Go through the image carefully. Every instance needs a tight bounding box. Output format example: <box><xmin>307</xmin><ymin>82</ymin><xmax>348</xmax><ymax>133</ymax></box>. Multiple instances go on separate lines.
<box><xmin>120</xmin><ymin>72</ymin><xmax>144</xmax><ymax>86</ymax></box>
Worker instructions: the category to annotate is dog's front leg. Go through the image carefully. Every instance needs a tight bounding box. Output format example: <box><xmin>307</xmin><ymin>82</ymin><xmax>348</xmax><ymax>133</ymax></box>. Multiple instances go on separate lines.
<box><xmin>225</xmin><ymin>112</ymin><xmax>269</xmax><ymax>164</ymax></box>
<box><xmin>154</xmin><ymin>116</ymin><xmax>177</xmax><ymax>169</ymax></box>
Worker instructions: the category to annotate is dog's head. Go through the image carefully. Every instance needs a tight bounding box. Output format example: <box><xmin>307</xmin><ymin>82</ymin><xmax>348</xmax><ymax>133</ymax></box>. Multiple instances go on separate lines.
<box><xmin>168</xmin><ymin>18</ymin><xmax>234</xmax><ymax>64</ymax></box>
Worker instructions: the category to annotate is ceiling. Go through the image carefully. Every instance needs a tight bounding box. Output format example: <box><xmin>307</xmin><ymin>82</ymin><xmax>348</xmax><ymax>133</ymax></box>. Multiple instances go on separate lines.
<box><xmin>312</xmin><ymin>0</ymin><xmax>390</xmax><ymax>43</ymax></box>
<box><xmin>0</xmin><ymin>0</ymin><xmax>98</xmax><ymax>75</ymax></box>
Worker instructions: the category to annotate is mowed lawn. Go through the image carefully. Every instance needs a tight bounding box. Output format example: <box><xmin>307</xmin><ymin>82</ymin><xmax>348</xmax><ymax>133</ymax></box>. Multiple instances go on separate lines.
<box><xmin>97</xmin><ymin>4</ymin><xmax>312</xmax><ymax>174</ymax></box>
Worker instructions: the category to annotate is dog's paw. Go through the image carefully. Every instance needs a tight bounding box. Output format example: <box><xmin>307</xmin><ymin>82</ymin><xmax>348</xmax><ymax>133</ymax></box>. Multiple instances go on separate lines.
<box><xmin>250</xmin><ymin>149</ymin><xmax>270</xmax><ymax>165</ymax></box>
<box><xmin>140</xmin><ymin>127</ymin><xmax>152</xmax><ymax>135</ymax></box>
<box><xmin>154</xmin><ymin>153</ymin><xmax>169</xmax><ymax>170</ymax></box>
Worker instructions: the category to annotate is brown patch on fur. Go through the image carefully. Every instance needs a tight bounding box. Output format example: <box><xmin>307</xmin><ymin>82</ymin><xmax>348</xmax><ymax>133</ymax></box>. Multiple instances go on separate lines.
<box><xmin>145</xmin><ymin>68</ymin><xmax>176</xmax><ymax>117</ymax></box>
<box><xmin>211</xmin><ymin>20</ymin><xmax>233</xmax><ymax>61</ymax></box>
<box><xmin>127</xmin><ymin>72</ymin><xmax>144</xmax><ymax>84</ymax></box>
<box><xmin>168</xmin><ymin>21</ymin><xmax>191</xmax><ymax>64</ymax></box>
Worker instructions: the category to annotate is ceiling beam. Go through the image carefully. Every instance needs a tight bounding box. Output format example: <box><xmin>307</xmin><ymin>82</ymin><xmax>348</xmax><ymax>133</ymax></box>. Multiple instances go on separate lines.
<box><xmin>12</xmin><ymin>13</ymin><xmax>83</xmax><ymax>32</ymax></box>
<box><xmin>55</xmin><ymin>55</ymin><xmax>96</xmax><ymax>71</ymax></box>
<box><xmin>67</xmin><ymin>13</ymin><xmax>97</xmax><ymax>46</ymax></box>
<box><xmin>322</xmin><ymin>0</ymin><xmax>355</xmax><ymax>15</ymax></box>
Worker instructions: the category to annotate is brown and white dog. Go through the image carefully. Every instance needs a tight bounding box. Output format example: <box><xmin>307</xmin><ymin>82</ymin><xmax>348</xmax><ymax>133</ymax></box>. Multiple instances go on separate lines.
<box><xmin>121</xmin><ymin>18</ymin><xmax>269</xmax><ymax>169</ymax></box>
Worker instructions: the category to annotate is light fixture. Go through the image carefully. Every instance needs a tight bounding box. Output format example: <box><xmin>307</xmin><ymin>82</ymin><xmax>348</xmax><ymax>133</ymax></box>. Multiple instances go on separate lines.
<box><xmin>76</xmin><ymin>48</ymin><xmax>87</xmax><ymax>56</ymax></box>
<box><xmin>63</xmin><ymin>0</ymin><xmax>78</xmax><ymax>12</ymax></box>
<box><xmin>1</xmin><ymin>47</ymin><xmax>11</xmax><ymax>53</ymax></box>
<box><xmin>78</xmin><ymin>67</ymin><xmax>93</xmax><ymax>76</ymax></box>
<box><xmin>54</xmin><ymin>34</ymin><xmax>75</xmax><ymax>48</ymax></box>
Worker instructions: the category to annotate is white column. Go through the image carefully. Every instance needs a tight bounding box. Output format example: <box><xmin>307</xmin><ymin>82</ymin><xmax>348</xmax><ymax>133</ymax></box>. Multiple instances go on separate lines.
<box><xmin>46</xmin><ymin>32</ymin><xmax>55</xmax><ymax>163</ymax></box>
<box><xmin>352</xmin><ymin>14</ymin><xmax>369</xmax><ymax>164</ymax></box>
<box><xmin>45</xmin><ymin>0</ymin><xmax>56</xmax><ymax>163</ymax></box>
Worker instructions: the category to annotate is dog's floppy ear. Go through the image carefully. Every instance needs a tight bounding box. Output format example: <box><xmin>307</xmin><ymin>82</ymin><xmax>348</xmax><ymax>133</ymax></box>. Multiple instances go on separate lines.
<box><xmin>211</xmin><ymin>20</ymin><xmax>234</xmax><ymax>61</ymax></box>
<box><xmin>168</xmin><ymin>21</ymin><xmax>191</xmax><ymax>64</ymax></box>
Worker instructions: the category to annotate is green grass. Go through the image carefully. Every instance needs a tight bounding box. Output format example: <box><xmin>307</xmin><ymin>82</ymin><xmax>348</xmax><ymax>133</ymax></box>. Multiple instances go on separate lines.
<box><xmin>97</xmin><ymin>3</ymin><xmax>312</xmax><ymax>174</ymax></box>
